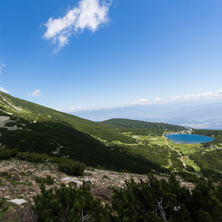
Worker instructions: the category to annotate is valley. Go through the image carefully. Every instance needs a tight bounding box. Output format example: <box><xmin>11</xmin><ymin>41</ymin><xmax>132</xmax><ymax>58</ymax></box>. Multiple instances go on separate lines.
<box><xmin>1</xmin><ymin>91</ymin><xmax>222</xmax><ymax>178</ymax></box>
<box><xmin>1</xmin><ymin>91</ymin><xmax>222</xmax><ymax>221</ymax></box>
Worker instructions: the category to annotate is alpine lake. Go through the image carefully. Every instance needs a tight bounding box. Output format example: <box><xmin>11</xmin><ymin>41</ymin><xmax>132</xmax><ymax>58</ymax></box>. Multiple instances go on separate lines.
<box><xmin>165</xmin><ymin>133</ymin><xmax>214</xmax><ymax>144</ymax></box>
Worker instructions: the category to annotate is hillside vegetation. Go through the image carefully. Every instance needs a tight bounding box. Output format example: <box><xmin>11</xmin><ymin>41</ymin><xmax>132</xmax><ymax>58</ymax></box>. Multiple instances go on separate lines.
<box><xmin>100</xmin><ymin>118</ymin><xmax>222</xmax><ymax>179</ymax></box>
<box><xmin>0</xmin><ymin>92</ymin><xmax>135</xmax><ymax>144</ymax></box>
<box><xmin>190</xmin><ymin>129</ymin><xmax>222</xmax><ymax>177</ymax></box>
<box><xmin>101</xmin><ymin>118</ymin><xmax>186</xmax><ymax>131</ymax></box>
<box><xmin>1</xmin><ymin>157</ymin><xmax>221</xmax><ymax>222</ymax></box>
<box><xmin>1</xmin><ymin>92</ymin><xmax>221</xmax><ymax>178</ymax></box>
<box><xmin>0</xmin><ymin>92</ymin><xmax>164</xmax><ymax>174</ymax></box>
<box><xmin>1</xmin><ymin>93</ymin><xmax>222</xmax><ymax>221</ymax></box>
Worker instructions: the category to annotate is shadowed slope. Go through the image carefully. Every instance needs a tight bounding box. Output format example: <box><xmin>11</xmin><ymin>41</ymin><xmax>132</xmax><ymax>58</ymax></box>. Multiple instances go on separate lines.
<box><xmin>0</xmin><ymin>92</ymin><xmax>165</xmax><ymax>174</ymax></box>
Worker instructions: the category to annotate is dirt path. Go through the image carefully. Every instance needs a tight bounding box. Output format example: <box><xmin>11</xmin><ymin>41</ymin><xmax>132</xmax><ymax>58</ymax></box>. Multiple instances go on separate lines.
<box><xmin>163</xmin><ymin>134</ymin><xmax>187</xmax><ymax>170</ymax></box>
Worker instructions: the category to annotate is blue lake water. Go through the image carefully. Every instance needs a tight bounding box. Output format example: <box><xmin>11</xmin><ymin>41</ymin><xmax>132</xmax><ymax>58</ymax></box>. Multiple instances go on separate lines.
<box><xmin>165</xmin><ymin>133</ymin><xmax>214</xmax><ymax>144</ymax></box>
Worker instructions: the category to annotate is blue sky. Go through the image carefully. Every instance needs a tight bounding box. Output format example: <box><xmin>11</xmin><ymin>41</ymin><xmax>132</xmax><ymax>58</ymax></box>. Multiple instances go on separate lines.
<box><xmin>0</xmin><ymin>0</ymin><xmax>222</xmax><ymax>112</ymax></box>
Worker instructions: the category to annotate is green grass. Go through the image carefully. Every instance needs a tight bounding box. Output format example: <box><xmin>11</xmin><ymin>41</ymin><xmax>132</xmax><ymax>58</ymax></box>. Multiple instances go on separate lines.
<box><xmin>118</xmin><ymin>131</ymin><xmax>216</xmax><ymax>176</ymax></box>
<box><xmin>183</xmin><ymin>157</ymin><xmax>201</xmax><ymax>172</ymax></box>
<box><xmin>167</xmin><ymin>140</ymin><xmax>200</xmax><ymax>155</ymax></box>
<box><xmin>165</xmin><ymin>135</ymin><xmax>222</xmax><ymax>178</ymax></box>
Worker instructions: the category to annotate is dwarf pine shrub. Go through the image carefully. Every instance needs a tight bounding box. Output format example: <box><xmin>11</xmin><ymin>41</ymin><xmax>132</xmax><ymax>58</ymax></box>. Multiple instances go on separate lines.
<box><xmin>0</xmin><ymin>147</ymin><xmax>17</xmax><ymax>160</ymax></box>
<box><xmin>16</xmin><ymin>152</ymin><xmax>48</xmax><ymax>163</ymax></box>
<box><xmin>58</xmin><ymin>159</ymin><xmax>86</xmax><ymax>176</ymax></box>
<box><xmin>32</xmin><ymin>184</ymin><xmax>111</xmax><ymax>222</ymax></box>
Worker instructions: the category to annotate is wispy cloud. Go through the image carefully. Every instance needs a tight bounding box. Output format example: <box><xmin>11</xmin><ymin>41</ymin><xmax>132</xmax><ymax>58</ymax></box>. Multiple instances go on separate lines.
<box><xmin>0</xmin><ymin>63</ymin><xmax>8</xmax><ymax>93</ymax></box>
<box><xmin>154</xmin><ymin>97</ymin><xmax>160</xmax><ymax>102</ymax></box>
<box><xmin>184</xmin><ymin>92</ymin><xmax>213</xmax><ymax>99</ymax></box>
<box><xmin>171</xmin><ymin>96</ymin><xmax>181</xmax><ymax>100</ymax></box>
<box><xmin>43</xmin><ymin>0</ymin><xmax>111</xmax><ymax>53</ymax></box>
<box><xmin>28</xmin><ymin>89</ymin><xmax>44</xmax><ymax>97</ymax></box>
<box><xmin>68</xmin><ymin>100</ymin><xmax>148</xmax><ymax>112</ymax></box>
<box><xmin>216</xmin><ymin>89</ymin><xmax>222</xmax><ymax>95</ymax></box>
<box><xmin>0</xmin><ymin>87</ymin><xmax>9</xmax><ymax>93</ymax></box>
<box><xmin>137</xmin><ymin>99</ymin><xmax>148</xmax><ymax>103</ymax></box>
<box><xmin>128</xmin><ymin>98</ymin><xmax>160</xmax><ymax>106</ymax></box>
<box><xmin>0</xmin><ymin>63</ymin><xmax>5</xmax><ymax>76</ymax></box>
<box><xmin>69</xmin><ymin>104</ymin><xmax>96</xmax><ymax>112</ymax></box>
<box><xmin>67</xmin><ymin>89</ymin><xmax>222</xmax><ymax>113</ymax></box>
<box><xmin>170</xmin><ymin>90</ymin><xmax>222</xmax><ymax>102</ymax></box>
<box><xmin>68</xmin><ymin>97</ymin><xmax>161</xmax><ymax>113</ymax></box>
<box><xmin>127</xmin><ymin>98</ymin><xmax>149</xmax><ymax>106</ymax></box>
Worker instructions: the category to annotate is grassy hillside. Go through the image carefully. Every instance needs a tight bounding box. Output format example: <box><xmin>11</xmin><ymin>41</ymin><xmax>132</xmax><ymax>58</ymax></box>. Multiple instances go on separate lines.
<box><xmin>189</xmin><ymin>129</ymin><xmax>222</xmax><ymax>177</ymax></box>
<box><xmin>0</xmin><ymin>92</ymin><xmax>135</xmax><ymax>144</ymax></box>
<box><xmin>0</xmin><ymin>92</ymin><xmax>165</xmax><ymax>174</ymax></box>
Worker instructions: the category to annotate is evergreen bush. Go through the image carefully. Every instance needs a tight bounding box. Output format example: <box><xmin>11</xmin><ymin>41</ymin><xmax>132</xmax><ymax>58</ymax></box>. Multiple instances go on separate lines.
<box><xmin>35</xmin><ymin>175</ymin><xmax>54</xmax><ymax>185</ymax></box>
<box><xmin>111</xmin><ymin>174</ymin><xmax>222</xmax><ymax>222</ymax></box>
<box><xmin>0</xmin><ymin>198</ymin><xmax>8</xmax><ymax>214</ymax></box>
<box><xmin>16</xmin><ymin>152</ymin><xmax>48</xmax><ymax>163</ymax></box>
<box><xmin>32</xmin><ymin>184</ymin><xmax>111</xmax><ymax>222</ymax></box>
<box><xmin>0</xmin><ymin>147</ymin><xmax>17</xmax><ymax>160</ymax></box>
<box><xmin>58</xmin><ymin>159</ymin><xmax>86</xmax><ymax>176</ymax></box>
<box><xmin>0</xmin><ymin>172</ymin><xmax>11</xmax><ymax>179</ymax></box>
<box><xmin>179</xmin><ymin>172</ymin><xmax>200</xmax><ymax>183</ymax></box>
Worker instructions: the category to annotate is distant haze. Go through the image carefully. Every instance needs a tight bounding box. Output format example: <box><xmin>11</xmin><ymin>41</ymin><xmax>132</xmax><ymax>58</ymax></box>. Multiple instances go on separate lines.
<box><xmin>71</xmin><ymin>102</ymin><xmax>222</xmax><ymax>130</ymax></box>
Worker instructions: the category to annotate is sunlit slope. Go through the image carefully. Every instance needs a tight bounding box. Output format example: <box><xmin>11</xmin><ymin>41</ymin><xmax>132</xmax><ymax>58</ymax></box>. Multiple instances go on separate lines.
<box><xmin>0</xmin><ymin>91</ymin><xmax>164</xmax><ymax>173</ymax></box>
<box><xmin>0</xmin><ymin>92</ymin><xmax>135</xmax><ymax>144</ymax></box>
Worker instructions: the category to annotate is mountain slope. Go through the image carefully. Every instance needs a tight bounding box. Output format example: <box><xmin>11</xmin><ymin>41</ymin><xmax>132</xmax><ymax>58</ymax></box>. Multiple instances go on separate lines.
<box><xmin>0</xmin><ymin>92</ymin><xmax>135</xmax><ymax>144</ymax></box>
<box><xmin>0</xmin><ymin>92</ymin><xmax>164</xmax><ymax>173</ymax></box>
<box><xmin>101</xmin><ymin>118</ymin><xmax>187</xmax><ymax>131</ymax></box>
<box><xmin>72</xmin><ymin>102</ymin><xmax>222</xmax><ymax>129</ymax></box>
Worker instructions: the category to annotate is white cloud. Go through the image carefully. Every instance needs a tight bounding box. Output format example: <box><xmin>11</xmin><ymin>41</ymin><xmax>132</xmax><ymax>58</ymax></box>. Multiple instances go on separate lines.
<box><xmin>65</xmin><ymin>89</ymin><xmax>222</xmax><ymax>113</ymax></box>
<box><xmin>0</xmin><ymin>87</ymin><xmax>9</xmax><ymax>93</ymax></box>
<box><xmin>137</xmin><ymin>99</ymin><xmax>148</xmax><ymax>103</ymax></box>
<box><xmin>68</xmin><ymin>97</ymin><xmax>161</xmax><ymax>112</ymax></box>
<box><xmin>0</xmin><ymin>63</ymin><xmax>5</xmax><ymax>76</ymax></box>
<box><xmin>171</xmin><ymin>96</ymin><xmax>181</xmax><ymax>100</ymax></box>
<box><xmin>44</xmin><ymin>0</ymin><xmax>111</xmax><ymax>52</ymax></box>
<box><xmin>216</xmin><ymin>89</ymin><xmax>222</xmax><ymax>95</ymax></box>
<box><xmin>28</xmin><ymin>89</ymin><xmax>42</xmax><ymax>97</ymax></box>
<box><xmin>154</xmin><ymin>97</ymin><xmax>160</xmax><ymax>102</ymax></box>
<box><xmin>0</xmin><ymin>63</ymin><xmax>8</xmax><ymax>93</ymax></box>
<box><xmin>69</xmin><ymin>104</ymin><xmax>96</xmax><ymax>112</ymax></box>
<box><xmin>169</xmin><ymin>90</ymin><xmax>222</xmax><ymax>103</ymax></box>
<box><xmin>184</xmin><ymin>92</ymin><xmax>213</xmax><ymax>99</ymax></box>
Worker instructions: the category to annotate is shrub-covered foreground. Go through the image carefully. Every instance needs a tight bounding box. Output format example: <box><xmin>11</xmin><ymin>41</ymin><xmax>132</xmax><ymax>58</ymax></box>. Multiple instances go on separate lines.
<box><xmin>30</xmin><ymin>174</ymin><xmax>222</xmax><ymax>222</ymax></box>
<box><xmin>112</xmin><ymin>174</ymin><xmax>222</xmax><ymax>221</ymax></box>
<box><xmin>33</xmin><ymin>185</ymin><xmax>111</xmax><ymax>222</ymax></box>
